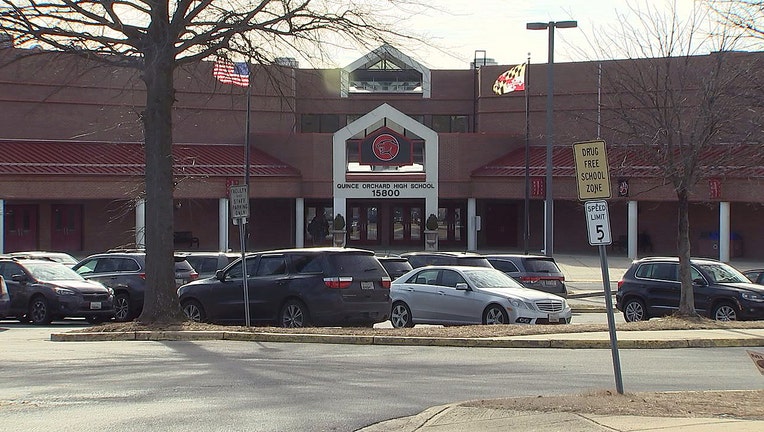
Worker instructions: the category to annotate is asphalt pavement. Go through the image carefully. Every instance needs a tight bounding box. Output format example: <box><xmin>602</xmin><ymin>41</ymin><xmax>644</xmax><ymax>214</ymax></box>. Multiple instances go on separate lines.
<box><xmin>47</xmin><ymin>252</ymin><xmax>764</xmax><ymax>432</ymax></box>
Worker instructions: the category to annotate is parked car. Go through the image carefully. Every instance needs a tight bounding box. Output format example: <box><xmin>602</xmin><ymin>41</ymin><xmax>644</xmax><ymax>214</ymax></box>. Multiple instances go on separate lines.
<box><xmin>616</xmin><ymin>257</ymin><xmax>764</xmax><ymax>322</ymax></box>
<box><xmin>72</xmin><ymin>250</ymin><xmax>198</xmax><ymax>322</ymax></box>
<box><xmin>376</xmin><ymin>255</ymin><xmax>413</xmax><ymax>280</ymax></box>
<box><xmin>485</xmin><ymin>254</ymin><xmax>568</xmax><ymax>298</ymax></box>
<box><xmin>9</xmin><ymin>251</ymin><xmax>78</xmax><ymax>267</ymax></box>
<box><xmin>389</xmin><ymin>265</ymin><xmax>571</xmax><ymax>328</ymax></box>
<box><xmin>399</xmin><ymin>251</ymin><xmax>493</xmax><ymax>269</ymax></box>
<box><xmin>177</xmin><ymin>251</ymin><xmax>240</xmax><ymax>278</ymax></box>
<box><xmin>0</xmin><ymin>258</ymin><xmax>114</xmax><ymax>324</ymax></box>
<box><xmin>178</xmin><ymin>247</ymin><xmax>391</xmax><ymax>327</ymax></box>
<box><xmin>0</xmin><ymin>275</ymin><xmax>9</xmax><ymax>319</ymax></box>
<box><xmin>743</xmin><ymin>269</ymin><xmax>764</xmax><ymax>284</ymax></box>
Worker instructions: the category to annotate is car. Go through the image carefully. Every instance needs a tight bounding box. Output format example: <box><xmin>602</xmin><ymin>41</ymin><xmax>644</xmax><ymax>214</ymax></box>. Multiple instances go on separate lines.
<box><xmin>8</xmin><ymin>251</ymin><xmax>79</xmax><ymax>267</ymax></box>
<box><xmin>176</xmin><ymin>251</ymin><xmax>240</xmax><ymax>278</ymax></box>
<box><xmin>72</xmin><ymin>250</ymin><xmax>198</xmax><ymax>322</ymax></box>
<box><xmin>389</xmin><ymin>265</ymin><xmax>571</xmax><ymax>328</ymax></box>
<box><xmin>177</xmin><ymin>247</ymin><xmax>391</xmax><ymax>327</ymax></box>
<box><xmin>0</xmin><ymin>275</ymin><xmax>9</xmax><ymax>319</ymax></box>
<box><xmin>399</xmin><ymin>251</ymin><xmax>493</xmax><ymax>269</ymax></box>
<box><xmin>375</xmin><ymin>255</ymin><xmax>413</xmax><ymax>280</ymax></box>
<box><xmin>0</xmin><ymin>257</ymin><xmax>114</xmax><ymax>324</ymax></box>
<box><xmin>743</xmin><ymin>269</ymin><xmax>764</xmax><ymax>284</ymax></box>
<box><xmin>616</xmin><ymin>257</ymin><xmax>764</xmax><ymax>322</ymax></box>
<box><xmin>485</xmin><ymin>254</ymin><xmax>568</xmax><ymax>298</ymax></box>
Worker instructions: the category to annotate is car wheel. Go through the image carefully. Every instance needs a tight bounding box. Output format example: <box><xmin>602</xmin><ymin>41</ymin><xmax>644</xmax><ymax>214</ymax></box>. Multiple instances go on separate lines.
<box><xmin>113</xmin><ymin>293</ymin><xmax>133</xmax><ymax>322</ymax></box>
<box><xmin>483</xmin><ymin>304</ymin><xmax>509</xmax><ymax>325</ymax></box>
<box><xmin>280</xmin><ymin>299</ymin><xmax>310</xmax><ymax>328</ymax></box>
<box><xmin>29</xmin><ymin>296</ymin><xmax>53</xmax><ymax>325</ymax></box>
<box><xmin>181</xmin><ymin>300</ymin><xmax>206</xmax><ymax>323</ymax></box>
<box><xmin>712</xmin><ymin>302</ymin><xmax>737</xmax><ymax>321</ymax></box>
<box><xmin>390</xmin><ymin>302</ymin><xmax>414</xmax><ymax>328</ymax></box>
<box><xmin>622</xmin><ymin>298</ymin><xmax>647</xmax><ymax>322</ymax></box>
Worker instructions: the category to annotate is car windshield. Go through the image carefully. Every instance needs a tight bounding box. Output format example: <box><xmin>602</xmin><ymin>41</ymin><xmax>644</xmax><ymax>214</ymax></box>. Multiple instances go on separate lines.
<box><xmin>25</xmin><ymin>262</ymin><xmax>85</xmax><ymax>281</ymax></box>
<box><xmin>463</xmin><ymin>268</ymin><xmax>523</xmax><ymax>289</ymax></box>
<box><xmin>696</xmin><ymin>262</ymin><xmax>750</xmax><ymax>284</ymax></box>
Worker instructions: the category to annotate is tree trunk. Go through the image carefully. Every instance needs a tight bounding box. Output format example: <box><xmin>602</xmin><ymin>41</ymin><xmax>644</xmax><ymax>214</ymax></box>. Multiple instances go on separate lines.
<box><xmin>676</xmin><ymin>187</ymin><xmax>697</xmax><ymax>317</ymax></box>
<box><xmin>137</xmin><ymin>22</ymin><xmax>185</xmax><ymax>324</ymax></box>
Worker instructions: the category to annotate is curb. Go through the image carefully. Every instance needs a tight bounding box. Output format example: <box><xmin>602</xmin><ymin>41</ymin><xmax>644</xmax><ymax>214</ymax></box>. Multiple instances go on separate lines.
<box><xmin>49</xmin><ymin>331</ymin><xmax>764</xmax><ymax>349</ymax></box>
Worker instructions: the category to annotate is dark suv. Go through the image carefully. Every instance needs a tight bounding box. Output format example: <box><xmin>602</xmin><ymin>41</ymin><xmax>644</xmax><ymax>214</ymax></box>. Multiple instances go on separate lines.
<box><xmin>399</xmin><ymin>251</ymin><xmax>493</xmax><ymax>269</ymax></box>
<box><xmin>376</xmin><ymin>255</ymin><xmax>413</xmax><ymax>280</ymax></box>
<box><xmin>72</xmin><ymin>251</ymin><xmax>198</xmax><ymax>322</ymax></box>
<box><xmin>0</xmin><ymin>258</ymin><xmax>114</xmax><ymax>324</ymax></box>
<box><xmin>177</xmin><ymin>247</ymin><xmax>391</xmax><ymax>327</ymax></box>
<box><xmin>616</xmin><ymin>257</ymin><xmax>764</xmax><ymax>322</ymax></box>
<box><xmin>485</xmin><ymin>254</ymin><xmax>567</xmax><ymax>298</ymax></box>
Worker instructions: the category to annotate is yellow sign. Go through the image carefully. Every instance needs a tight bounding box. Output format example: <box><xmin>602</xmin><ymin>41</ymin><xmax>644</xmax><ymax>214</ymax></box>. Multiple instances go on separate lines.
<box><xmin>573</xmin><ymin>140</ymin><xmax>611</xmax><ymax>200</ymax></box>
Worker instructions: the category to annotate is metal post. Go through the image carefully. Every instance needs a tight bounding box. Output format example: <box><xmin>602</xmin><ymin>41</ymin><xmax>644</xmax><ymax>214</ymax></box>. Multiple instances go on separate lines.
<box><xmin>544</xmin><ymin>23</ymin><xmax>555</xmax><ymax>256</ymax></box>
<box><xmin>524</xmin><ymin>54</ymin><xmax>531</xmax><ymax>254</ymax></box>
<box><xmin>599</xmin><ymin>244</ymin><xmax>624</xmax><ymax>394</ymax></box>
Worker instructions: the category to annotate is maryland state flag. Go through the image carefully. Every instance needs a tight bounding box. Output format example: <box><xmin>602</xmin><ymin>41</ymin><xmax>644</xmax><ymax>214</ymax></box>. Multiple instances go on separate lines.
<box><xmin>493</xmin><ymin>63</ymin><xmax>526</xmax><ymax>95</ymax></box>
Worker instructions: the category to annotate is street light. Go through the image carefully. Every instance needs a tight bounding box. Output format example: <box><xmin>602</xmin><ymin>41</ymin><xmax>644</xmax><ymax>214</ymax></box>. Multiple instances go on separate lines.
<box><xmin>526</xmin><ymin>20</ymin><xmax>577</xmax><ymax>257</ymax></box>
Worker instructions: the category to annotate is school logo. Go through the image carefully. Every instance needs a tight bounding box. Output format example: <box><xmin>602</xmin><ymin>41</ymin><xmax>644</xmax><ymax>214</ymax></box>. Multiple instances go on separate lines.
<box><xmin>372</xmin><ymin>133</ymin><xmax>399</xmax><ymax>161</ymax></box>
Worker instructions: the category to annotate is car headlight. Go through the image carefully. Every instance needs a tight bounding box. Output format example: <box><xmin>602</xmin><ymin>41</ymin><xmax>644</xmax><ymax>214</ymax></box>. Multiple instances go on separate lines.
<box><xmin>509</xmin><ymin>299</ymin><xmax>531</xmax><ymax>310</ymax></box>
<box><xmin>54</xmin><ymin>287</ymin><xmax>76</xmax><ymax>296</ymax></box>
<box><xmin>741</xmin><ymin>292</ymin><xmax>764</xmax><ymax>302</ymax></box>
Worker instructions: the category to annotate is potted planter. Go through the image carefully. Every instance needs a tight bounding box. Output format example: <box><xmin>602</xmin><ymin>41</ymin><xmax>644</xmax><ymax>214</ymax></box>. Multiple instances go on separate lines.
<box><xmin>424</xmin><ymin>214</ymin><xmax>439</xmax><ymax>250</ymax></box>
<box><xmin>331</xmin><ymin>213</ymin><xmax>346</xmax><ymax>247</ymax></box>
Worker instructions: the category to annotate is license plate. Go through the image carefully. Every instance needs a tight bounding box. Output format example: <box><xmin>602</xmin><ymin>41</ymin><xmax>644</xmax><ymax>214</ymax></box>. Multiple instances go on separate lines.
<box><xmin>548</xmin><ymin>313</ymin><xmax>560</xmax><ymax>323</ymax></box>
<box><xmin>90</xmin><ymin>302</ymin><xmax>102</xmax><ymax>310</ymax></box>
<box><xmin>543</xmin><ymin>280</ymin><xmax>557</xmax><ymax>287</ymax></box>
<box><xmin>361</xmin><ymin>281</ymin><xmax>374</xmax><ymax>290</ymax></box>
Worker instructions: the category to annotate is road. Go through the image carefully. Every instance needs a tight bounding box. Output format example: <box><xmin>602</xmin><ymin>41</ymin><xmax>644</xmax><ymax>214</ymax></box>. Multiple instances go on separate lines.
<box><xmin>0</xmin><ymin>322</ymin><xmax>760</xmax><ymax>432</ymax></box>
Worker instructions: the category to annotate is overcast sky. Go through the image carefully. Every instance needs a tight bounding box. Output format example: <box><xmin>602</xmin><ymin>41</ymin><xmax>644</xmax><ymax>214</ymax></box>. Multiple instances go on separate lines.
<box><xmin>326</xmin><ymin>0</ymin><xmax>757</xmax><ymax>69</ymax></box>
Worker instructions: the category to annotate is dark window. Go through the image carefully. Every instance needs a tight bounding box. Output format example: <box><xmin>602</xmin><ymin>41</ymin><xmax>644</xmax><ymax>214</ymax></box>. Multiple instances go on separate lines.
<box><xmin>490</xmin><ymin>260</ymin><xmax>519</xmax><ymax>273</ymax></box>
<box><xmin>117</xmin><ymin>258</ymin><xmax>141</xmax><ymax>272</ymax></box>
<box><xmin>293</xmin><ymin>254</ymin><xmax>324</xmax><ymax>273</ymax></box>
<box><xmin>431</xmin><ymin>115</ymin><xmax>469</xmax><ymax>133</ymax></box>
<box><xmin>301</xmin><ymin>114</ymin><xmax>340</xmax><ymax>133</ymax></box>
<box><xmin>524</xmin><ymin>258</ymin><xmax>561</xmax><ymax>273</ymax></box>
<box><xmin>256</xmin><ymin>256</ymin><xmax>287</xmax><ymax>276</ymax></box>
<box><xmin>636</xmin><ymin>263</ymin><xmax>678</xmax><ymax>281</ymax></box>
<box><xmin>440</xmin><ymin>270</ymin><xmax>466</xmax><ymax>288</ymax></box>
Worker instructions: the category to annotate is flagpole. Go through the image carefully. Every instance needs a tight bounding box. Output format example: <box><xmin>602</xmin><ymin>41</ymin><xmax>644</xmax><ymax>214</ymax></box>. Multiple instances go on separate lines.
<box><xmin>524</xmin><ymin>54</ymin><xmax>531</xmax><ymax>254</ymax></box>
<box><xmin>244</xmin><ymin>68</ymin><xmax>251</xmax><ymax>251</ymax></box>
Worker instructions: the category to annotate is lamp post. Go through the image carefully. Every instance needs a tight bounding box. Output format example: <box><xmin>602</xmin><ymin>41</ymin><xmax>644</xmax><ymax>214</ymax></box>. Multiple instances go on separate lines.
<box><xmin>526</xmin><ymin>20</ymin><xmax>577</xmax><ymax>257</ymax></box>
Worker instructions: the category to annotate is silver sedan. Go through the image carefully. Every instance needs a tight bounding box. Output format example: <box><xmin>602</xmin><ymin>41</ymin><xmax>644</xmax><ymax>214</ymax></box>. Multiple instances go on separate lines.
<box><xmin>390</xmin><ymin>266</ymin><xmax>572</xmax><ymax>327</ymax></box>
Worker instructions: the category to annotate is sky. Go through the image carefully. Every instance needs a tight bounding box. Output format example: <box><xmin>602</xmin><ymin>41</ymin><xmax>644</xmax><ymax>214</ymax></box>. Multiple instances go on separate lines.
<box><xmin>325</xmin><ymin>0</ymin><xmax>757</xmax><ymax>69</ymax></box>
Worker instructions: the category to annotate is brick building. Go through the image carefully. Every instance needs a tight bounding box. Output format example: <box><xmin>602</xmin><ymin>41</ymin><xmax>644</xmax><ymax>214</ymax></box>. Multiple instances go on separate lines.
<box><xmin>1</xmin><ymin>44</ymin><xmax>762</xmax><ymax>258</ymax></box>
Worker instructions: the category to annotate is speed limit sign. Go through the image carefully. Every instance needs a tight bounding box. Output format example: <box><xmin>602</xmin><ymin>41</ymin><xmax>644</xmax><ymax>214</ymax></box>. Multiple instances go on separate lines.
<box><xmin>584</xmin><ymin>200</ymin><xmax>612</xmax><ymax>246</ymax></box>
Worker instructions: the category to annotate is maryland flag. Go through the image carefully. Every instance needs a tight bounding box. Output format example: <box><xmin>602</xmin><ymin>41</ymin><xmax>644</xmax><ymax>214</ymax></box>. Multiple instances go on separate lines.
<box><xmin>493</xmin><ymin>63</ymin><xmax>526</xmax><ymax>95</ymax></box>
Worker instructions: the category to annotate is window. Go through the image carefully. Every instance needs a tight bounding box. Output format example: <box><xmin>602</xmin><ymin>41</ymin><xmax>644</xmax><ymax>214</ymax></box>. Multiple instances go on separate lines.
<box><xmin>301</xmin><ymin>114</ymin><xmax>340</xmax><ymax>133</ymax></box>
<box><xmin>440</xmin><ymin>270</ymin><xmax>466</xmax><ymax>288</ymax></box>
<box><xmin>490</xmin><ymin>260</ymin><xmax>519</xmax><ymax>273</ymax></box>
<box><xmin>256</xmin><ymin>256</ymin><xmax>287</xmax><ymax>276</ymax></box>
<box><xmin>293</xmin><ymin>254</ymin><xmax>324</xmax><ymax>273</ymax></box>
<box><xmin>636</xmin><ymin>263</ymin><xmax>678</xmax><ymax>281</ymax></box>
<box><xmin>412</xmin><ymin>269</ymin><xmax>439</xmax><ymax>285</ymax></box>
<box><xmin>432</xmin><ymin>115</ymin><xmax>469</xmax><ymax>133</ymax></box>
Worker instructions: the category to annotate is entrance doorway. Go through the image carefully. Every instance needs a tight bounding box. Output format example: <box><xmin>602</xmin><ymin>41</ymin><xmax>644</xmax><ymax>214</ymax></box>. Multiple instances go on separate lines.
<box><xmin>51</xmin><ymin>204</ymin><xmax>83</xmax><ymax>251</ymax></box>
<box><xmin>485</xmin><ymin>202</ymin><xmax>519</xmax><ymax>247</ymax></box>
<box><xmin>4</xmin><ymin>204</ymin><xmax>38</xmax><ymax>252</ymax></box>
<box><xmin>347</xmin><ymin>200</ymin><xmax>425</xmax><ymax>249</ymax></box>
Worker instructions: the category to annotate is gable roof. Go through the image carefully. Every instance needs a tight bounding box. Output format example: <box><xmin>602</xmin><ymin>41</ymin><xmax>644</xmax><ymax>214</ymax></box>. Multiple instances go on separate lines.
<box><xmin>341</xmin><ymin>44</ymin><xmax>431</xmax><ymax>98</ymax></box>
<box><xmin>0</xmin><ymin>139</ymin><xmax>301</xmax><ymax>177</ymax></box>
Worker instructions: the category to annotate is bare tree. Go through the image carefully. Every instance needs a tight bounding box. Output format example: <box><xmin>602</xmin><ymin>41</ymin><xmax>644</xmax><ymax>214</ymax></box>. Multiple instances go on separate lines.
<box><xmin>592</xmin><ymin>1</ymin><xmax>762</xmax><ymax>317</ymax></box>
<box><xmin>0</xmin><ymin>0</ymin><xmax>429</xmax><ymax>324</ymax></box>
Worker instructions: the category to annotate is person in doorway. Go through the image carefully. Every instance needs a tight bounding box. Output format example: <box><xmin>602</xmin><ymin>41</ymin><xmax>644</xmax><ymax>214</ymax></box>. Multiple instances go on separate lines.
<box><xmin>308</xmin><ymin>210</ymin><xmax>329</xmax><ymax>245</ymax></box>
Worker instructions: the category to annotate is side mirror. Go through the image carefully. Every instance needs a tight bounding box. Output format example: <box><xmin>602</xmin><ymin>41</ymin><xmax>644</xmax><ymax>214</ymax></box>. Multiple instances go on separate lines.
<box><xmin>215</xmin><ymin>270</ymin><xmax>225</xmax><ymax>281</ymax></box>
<box><xmin>12</xmin><ymin>274</ymin><xmax>28</xmax><ymax>283</ymax></box>
<box><xmin>692</xmin><ymin>278</ymin><xmax>707</xmax><ymax>286</ymax></box>
<box><xmin>455</xmin><ymin>282</ymin><xmax>470</xmax><ymax>291</ymax></box>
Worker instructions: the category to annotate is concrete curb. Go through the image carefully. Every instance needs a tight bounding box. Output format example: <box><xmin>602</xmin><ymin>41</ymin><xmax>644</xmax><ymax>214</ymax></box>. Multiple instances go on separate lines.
<box><xmin>49</xmin><ymin>330</ymin><xmax>764</xmax><ymax>349</ymax></box>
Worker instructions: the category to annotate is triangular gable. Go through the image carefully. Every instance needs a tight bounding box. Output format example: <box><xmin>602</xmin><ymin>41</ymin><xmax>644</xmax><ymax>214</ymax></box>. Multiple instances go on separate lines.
<box><xmin>340</xmin><ymin>44</ymin><xmax>431</xmax><ymax>98</ymax></box>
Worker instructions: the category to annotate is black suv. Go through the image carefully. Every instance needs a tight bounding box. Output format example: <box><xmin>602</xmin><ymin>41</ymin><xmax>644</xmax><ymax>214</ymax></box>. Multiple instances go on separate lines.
<box><xmin>399</xmin><ymin>251</ymin><xmax>493</xmax><ymax>269</ymax></box>
<box><xmin>376</xmin><ymin>255</ymin><xmax>413</xmax><ymax>280</ymax></box>
<box><xmin>0</xmin><ymin>258</ymin><xmax>114</xmax><ymax>324</ymax></box>
<box><xmin>616</xmin><ymin>257</ymin><xmax>764</xmax><ymax>322</ymax></box>
<box><xmin>177</xmin><ymin>247</ymin><xmax>391</xmax><ymax>327</ymax></box>
<box><xmin>485</xmin><ymin>254</ymin><xmax>567</xmax><ymax>298</ymax></box>
<box><xmin>72</xmin><ymin>251</ymin><xmax>198</xmax><ymax>322</ymax></box>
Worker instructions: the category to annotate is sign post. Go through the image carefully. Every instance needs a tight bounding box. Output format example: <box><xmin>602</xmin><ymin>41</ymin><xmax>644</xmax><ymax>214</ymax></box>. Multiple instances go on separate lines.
<box><xmin>573</xmin><ymin>140</ymin><xmax>623</xmax><ymax>395</ymax></box>
<box><xmin>229</xmin><ymin>184</ymin><xmax>251</xmax><ymax>327</ymax></box>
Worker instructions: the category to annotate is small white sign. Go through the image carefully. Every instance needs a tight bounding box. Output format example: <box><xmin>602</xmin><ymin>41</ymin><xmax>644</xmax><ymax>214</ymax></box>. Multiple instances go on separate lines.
<box><xmin>229</xmin><ymin>184</ymin><xmax>250</xmax><ymax>219</ymax></box>
<box><xmin>747</xmin><ymin>350</ymin><xmax>764</xmax><ymax>375</ymax></box>
<box><xmin>585</xmin><ymin>200</ymin><xmax>612</xmax><ymax>246</ymax></box>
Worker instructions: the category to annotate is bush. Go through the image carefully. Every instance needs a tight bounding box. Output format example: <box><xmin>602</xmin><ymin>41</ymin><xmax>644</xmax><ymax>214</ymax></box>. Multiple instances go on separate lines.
<box><xmin>425</xmin><ymin>214</ymin><xmax>438</xmax><ymax>231</ymax></box>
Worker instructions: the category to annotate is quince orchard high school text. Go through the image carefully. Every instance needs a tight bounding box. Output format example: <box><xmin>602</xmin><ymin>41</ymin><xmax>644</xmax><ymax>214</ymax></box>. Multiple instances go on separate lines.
<box><xmin>1</xmin><ymin>44</ymin><xmax>763</xmax><ymax>259</ymax></box>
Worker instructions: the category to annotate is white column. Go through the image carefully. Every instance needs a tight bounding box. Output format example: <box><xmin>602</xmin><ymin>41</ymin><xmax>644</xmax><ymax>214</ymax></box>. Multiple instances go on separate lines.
<box><xmin>467</xmin><ymin>198</ymin><xmax>477</xmax><ymax>251</ymax></box>
<box><xmin>719</xmin><ymin>201</ymin><xmax>730</xmax><ymax>262</ymax></box>
<box><xmin>628</xmin><ymin>201</ymin><xmax>638</xmax><ymax>259</ymax></box>
<box><xmin>295</xmin><ymin>198</ymin><xmax>305</xmax><ymax>248</ymax></box>
<box><xmin>135</xmin><ymin>198</ymin><xmax>145</xmax><ymax>249</ymax></box>
<box><xmin>219</xmin><ymin>197</ymin><xmax>229</xmax><ymax>252</ymax></box>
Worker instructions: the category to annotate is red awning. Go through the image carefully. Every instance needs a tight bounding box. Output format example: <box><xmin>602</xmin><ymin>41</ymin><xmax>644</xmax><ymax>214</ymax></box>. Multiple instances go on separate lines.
<box><xmin>471</xmin><ymin>145</ymin><xmax>764</xmax><ymax>179</ymax></box>
<box><xmin>0</xmin><ymin>139</ymin><xmax>301</xmax><ymax>177</ymax></box>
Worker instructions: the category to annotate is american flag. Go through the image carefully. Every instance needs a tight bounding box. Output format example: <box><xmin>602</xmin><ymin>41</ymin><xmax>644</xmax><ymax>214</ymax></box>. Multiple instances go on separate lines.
<box><xmin>493</xmin><ymin>63</ymin><xmax>526</xmax><ymax>95</ymax></box>
<box><xmin>213</xmin><ymin>59</ymin><xmax>250</xmax><ymax>87</ymax></box>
